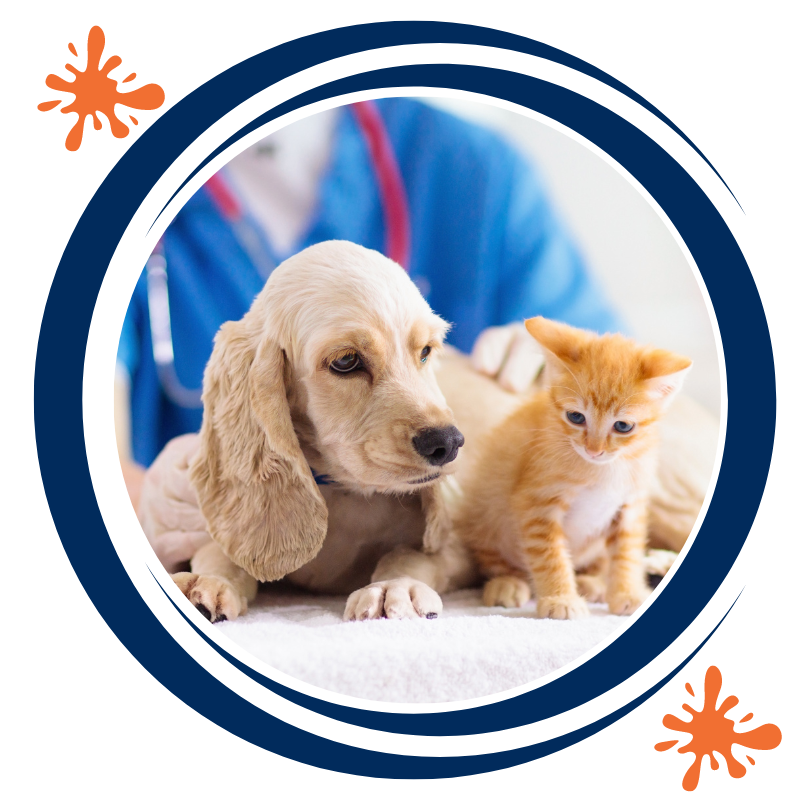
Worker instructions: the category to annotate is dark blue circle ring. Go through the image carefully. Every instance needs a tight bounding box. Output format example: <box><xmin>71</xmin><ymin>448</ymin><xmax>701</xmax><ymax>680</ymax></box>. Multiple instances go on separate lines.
<box><xmin>34</xmin><ymin>22</ymin><xmax>720</xmax><ymax>774</ymax></box>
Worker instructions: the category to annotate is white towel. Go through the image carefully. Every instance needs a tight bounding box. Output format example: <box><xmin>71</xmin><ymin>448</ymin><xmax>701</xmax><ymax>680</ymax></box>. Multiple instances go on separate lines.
<box><xmin>220</xmin><ymin>587</ymin><xmax>626</xmax><ymax>703</ymax></box>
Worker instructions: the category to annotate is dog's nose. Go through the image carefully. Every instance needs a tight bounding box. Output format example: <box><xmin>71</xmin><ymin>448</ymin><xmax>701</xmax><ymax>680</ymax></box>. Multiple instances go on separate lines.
<box><xmin>412</xmin><ymin>425</ymin><xmax>465</xmax><ymax>466</ymax></box>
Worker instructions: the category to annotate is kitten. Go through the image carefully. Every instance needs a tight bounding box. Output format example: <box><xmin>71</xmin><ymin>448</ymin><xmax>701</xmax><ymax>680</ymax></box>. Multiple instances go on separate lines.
<box><xmin>456</xmin><ymin>316</ymin><xmax>692</xmax><ymax>619</ymax></box>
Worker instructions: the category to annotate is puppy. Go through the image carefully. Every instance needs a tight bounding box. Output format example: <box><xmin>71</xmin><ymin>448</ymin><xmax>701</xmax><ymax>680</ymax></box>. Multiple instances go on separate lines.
<box><xmin>169</xmin><ymin>240</ymin><xmax>477</xmax><ymax>621</ymax></box>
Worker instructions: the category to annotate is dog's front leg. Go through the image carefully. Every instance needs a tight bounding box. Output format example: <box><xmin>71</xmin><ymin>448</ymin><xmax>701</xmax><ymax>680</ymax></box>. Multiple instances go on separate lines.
<box><xmin>173</xmin><ymin>540</ymin><xmax>258</xmax><ymax>623</ymax></box>
<box><xmin>343</xmin><ymin>539</ymin><xmax>478</xmax><ymax>621</ymax></box>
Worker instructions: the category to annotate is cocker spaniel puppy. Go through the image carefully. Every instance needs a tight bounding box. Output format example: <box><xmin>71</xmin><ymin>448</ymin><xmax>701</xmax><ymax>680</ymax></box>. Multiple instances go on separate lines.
<box><xmin>166</xmin><ymin>240</ymin><xmax>477</xmax><ymax>621</ymax></box>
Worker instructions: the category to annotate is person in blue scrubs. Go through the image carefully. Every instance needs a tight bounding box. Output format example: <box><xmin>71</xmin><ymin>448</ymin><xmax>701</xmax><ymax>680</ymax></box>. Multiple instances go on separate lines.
<box><xmin>118</xmin><ymin>97</ymin><xmax>620</xmax><ymax>474</ymax></box>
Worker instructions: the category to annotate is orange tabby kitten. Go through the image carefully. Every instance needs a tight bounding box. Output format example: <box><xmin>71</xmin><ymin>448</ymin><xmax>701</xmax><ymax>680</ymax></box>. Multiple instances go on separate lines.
<box><xmin>456</xmin><ymin>316</ymin><xmax>692</xmax><ymax>619</ymax></box>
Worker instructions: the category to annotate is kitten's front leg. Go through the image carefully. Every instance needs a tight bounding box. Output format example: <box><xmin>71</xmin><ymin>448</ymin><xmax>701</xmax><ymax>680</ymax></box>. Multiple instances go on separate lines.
<box><xmin>520</xmin><ymin>514</ymin><xmax>588</xmax><ymax>620</ymax></box>
<box><xmin>606</xmin><ymin>499</ymin><xmax>650</xmax><ymax>615</ymax></box>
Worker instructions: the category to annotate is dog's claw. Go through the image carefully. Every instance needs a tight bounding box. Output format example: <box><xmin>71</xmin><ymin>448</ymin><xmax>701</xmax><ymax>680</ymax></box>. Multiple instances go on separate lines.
<box><xmin>197</xmin><ymin>604</ymin><xmax>212</xmax><ymax>620</ymax></box>
<box><xmin>426</xmin><ymin>612</ymin><xmax>438</xmax><ymax>619</ymax></box>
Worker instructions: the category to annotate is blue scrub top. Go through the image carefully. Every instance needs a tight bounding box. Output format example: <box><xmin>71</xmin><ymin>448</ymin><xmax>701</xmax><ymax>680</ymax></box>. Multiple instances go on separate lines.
<box><xmin>120</xmin><ymin>98</ymin><xmax>622</xmax><ymax>467</ymax></box>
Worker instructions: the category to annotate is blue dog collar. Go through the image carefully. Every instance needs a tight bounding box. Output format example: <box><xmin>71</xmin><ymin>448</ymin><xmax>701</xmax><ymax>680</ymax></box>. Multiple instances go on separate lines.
<box><xmin>311</xmin><ymin>469</ymin><xmax>335</xmax><ymax>486</ymax></box>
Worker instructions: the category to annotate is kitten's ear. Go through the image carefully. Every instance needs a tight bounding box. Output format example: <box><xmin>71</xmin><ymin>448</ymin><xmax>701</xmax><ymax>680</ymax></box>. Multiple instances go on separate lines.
<box><xmin>641</xmin><ymin>350</ymin><xmax>693</xmax><ymax>407</ymax></box>
<box><xmin>524</xmin><ymin>316</ymin><xmax>590</xmax><ymax>362</ymax></box>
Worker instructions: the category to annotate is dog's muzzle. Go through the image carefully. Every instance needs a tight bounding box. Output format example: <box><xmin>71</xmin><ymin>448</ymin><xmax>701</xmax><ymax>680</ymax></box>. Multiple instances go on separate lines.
<box><xmin>412</xmin><ymin>425</ymin><xmax>465</xmax><ymax>467</ymax></box>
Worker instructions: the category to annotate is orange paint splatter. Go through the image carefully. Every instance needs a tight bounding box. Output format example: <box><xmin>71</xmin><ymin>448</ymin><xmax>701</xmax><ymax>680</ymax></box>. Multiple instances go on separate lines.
<box><xmin>45</xmin><ymin>26</ymin><xmax>173</xmax><ymax>228</ymax></box>
<box><xmin>68</xmin><ymin>42</ymin><xmax>77</xmax><ymax>57</ymax></box>
<box><xmin>653</xmin><ymin>666</ymin><xmax>783</xmax><ymax>792</ymax></box>
<box><xmin>740</xmin><ymin>712</ymin><xmax>753</xmax><ymax>723</ymax></box>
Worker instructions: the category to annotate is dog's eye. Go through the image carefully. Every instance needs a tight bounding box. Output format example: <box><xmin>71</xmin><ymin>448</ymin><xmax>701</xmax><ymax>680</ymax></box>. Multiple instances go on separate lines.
<box><xmin>566</xmin><ymin>411</ymin><xmax>586</xmax><ymax>425</ymax></box>
<box><xmin>420</xmin><ymin>346</ymin><xmax>432</xmax><ymax>363</ymax></box>
<box><xmin>614</xmin><ymin>420</ymin><xmax>634</xmax><ymax>433</ymax></box>
<box><xmin>330</xmin><ymin>353</ymin><xmax>362</xmax><ymax>374</ymax></box>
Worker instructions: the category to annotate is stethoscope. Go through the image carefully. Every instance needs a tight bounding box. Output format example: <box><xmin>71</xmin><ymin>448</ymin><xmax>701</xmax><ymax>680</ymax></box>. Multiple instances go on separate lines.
<box><xmin>146</xmin><ymin>100</ymin><xmax>411</xmax><ymax>408</ymax></box>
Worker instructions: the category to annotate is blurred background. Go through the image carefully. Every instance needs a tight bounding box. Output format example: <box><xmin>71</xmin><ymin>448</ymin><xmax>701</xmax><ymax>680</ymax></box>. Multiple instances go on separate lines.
<box><xmin>425</xmin><ymin>97</ymin><xmax>720</xmax><ymax>414</ymax></box>
<box><xmin>6</xmin><ymin>89</ymin><xmax>727</xmax><ymax>422</ymax></box>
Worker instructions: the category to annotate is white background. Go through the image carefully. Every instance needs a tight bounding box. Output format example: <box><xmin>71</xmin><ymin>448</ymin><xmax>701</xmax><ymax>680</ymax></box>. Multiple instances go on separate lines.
<box><xmin>429</xmin><ymin>96</ymin><xmax>721</xmax><ymax>412</ymax></box>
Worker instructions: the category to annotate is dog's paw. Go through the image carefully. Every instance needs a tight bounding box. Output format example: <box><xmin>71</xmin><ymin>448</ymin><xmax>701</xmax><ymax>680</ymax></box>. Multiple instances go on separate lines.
<box><xmin>576</xmin><ymin>574</ymin><xmax>606</xmax><ymax>603</ymax></box>
<box><xmin>483</xmin><ymin>575</ymin><xmax>531</xmax><ymax>608</ymax></box>
<box><xmin>344</xmin><ymin>578</ymin><xmax>443</xmax><ymax>621</ymax></box>
<box><xmin>536</xmin><ymin>594</ymin><xmax>589</xmax><ymax>620</ymax></box>
<box><xmin>607</xmin><ymin>587</ymin><xmax>649</xmax><ymax>616</ymax></box>
<box><xmin>172</xmin><ymin>572</ymin><xmax>247</xmax><ymax>623</ymax></box>
<box><xmin>643</xmin><ymin>548</ymin><xmax>678</xmax><ymax>577</ymax></box>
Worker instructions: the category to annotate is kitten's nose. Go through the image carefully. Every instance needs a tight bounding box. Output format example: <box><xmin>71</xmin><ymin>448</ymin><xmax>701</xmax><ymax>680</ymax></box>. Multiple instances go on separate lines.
<box><xmin>585</xmin><ymin>448</ymin><xmax>605</xmax><ymax>459</ymax></box>
<box><xmin>413</xmin><ymin>425</ymin><xmax>465</xmax><ymax>466</ymax></box>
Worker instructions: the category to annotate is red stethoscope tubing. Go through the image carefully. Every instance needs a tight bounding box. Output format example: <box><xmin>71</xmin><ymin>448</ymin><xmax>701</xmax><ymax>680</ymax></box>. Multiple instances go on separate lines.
<box><xmin>349</xmin><ymin>101</ymin><xmax>410</xmax><ymax>269</ymax></box>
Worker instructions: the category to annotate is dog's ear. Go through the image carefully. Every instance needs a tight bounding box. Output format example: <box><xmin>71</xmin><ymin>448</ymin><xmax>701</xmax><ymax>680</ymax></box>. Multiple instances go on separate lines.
<box><xmin>420</xmin><ymin>477</ymin><xmax>460</xmax><ymax>554</ymax></box>
<box><xmin>189</xmin><ymin>315</ymin><xmax>327</xmax><ymax>582</ymax></box>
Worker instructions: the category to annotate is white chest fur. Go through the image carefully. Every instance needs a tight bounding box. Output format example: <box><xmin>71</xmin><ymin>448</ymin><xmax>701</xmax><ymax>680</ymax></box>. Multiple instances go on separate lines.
<box><xmin>562</xmin><ymin>469</ymin><xmax>631</xmax><ymax>550</ymax></box>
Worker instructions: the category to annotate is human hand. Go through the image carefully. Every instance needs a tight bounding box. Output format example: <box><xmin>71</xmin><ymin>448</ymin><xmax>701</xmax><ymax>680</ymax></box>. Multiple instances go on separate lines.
<box><xmin>138</xmin><ymin>434</ymin><xmax>211</xmax><ymax>572</ymax></box>
<box><xmin>470</xmin><ymin>322</ymin><xmax>546</xmax><ymax>393</ymax></box>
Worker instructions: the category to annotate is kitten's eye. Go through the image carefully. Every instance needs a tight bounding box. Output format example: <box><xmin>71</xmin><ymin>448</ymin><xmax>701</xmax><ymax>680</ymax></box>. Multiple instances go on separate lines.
<box><xmin>330</xmin><ymin>352</ymin><xmax>362</xmax><ymax>374</ymax></box>
<box><xmin>614</xmin><ymin>421</ymin><xmax>634</xmax><ymax>433</ymax></box>
<box><xmin>420</xmin><ymin>345</ymin><xmax>432</xmax><ymax>363</ymax></box>
<box><xmin>566</xmin><ymin>411</ymin><xmax>586</xmax><ymax>425</ymax></box>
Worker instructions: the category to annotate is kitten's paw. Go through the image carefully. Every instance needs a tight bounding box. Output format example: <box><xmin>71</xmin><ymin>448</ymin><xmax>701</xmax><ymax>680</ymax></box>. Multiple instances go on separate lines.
<box><xmin>576</xmin><ymin>574</ymin><xmax>606</xmax><ymax>603</ymax></box>
<box><xmin>536</xmin><ymin>594</ymin><xmax>589</xmax><ymax>620</ymax></box>
<box><xmin>343</xmin><ymin>578</ymin><xmax>442</xmax><ymax>621</ymax></box>
<box><xmin>607</xmin><ymin>587</ymin><xmax>650</xmax><ymax>615</ymax></box>
<box><xmin>172</xmin><ymin>572</ymin><xmax>247</xmax><ymax>623</ymax></box>
<box><xmin>483</xmin><ymin>575</ymin><xmax>531</xmax><ymax>608</ymax></box>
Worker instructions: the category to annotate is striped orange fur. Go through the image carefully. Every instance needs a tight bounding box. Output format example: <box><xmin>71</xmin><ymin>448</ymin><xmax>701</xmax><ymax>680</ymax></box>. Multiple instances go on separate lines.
<box><xmin>456</xmin><ymin>317</ymin><xmax>692</xmax><ymax>619</ymax></box>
